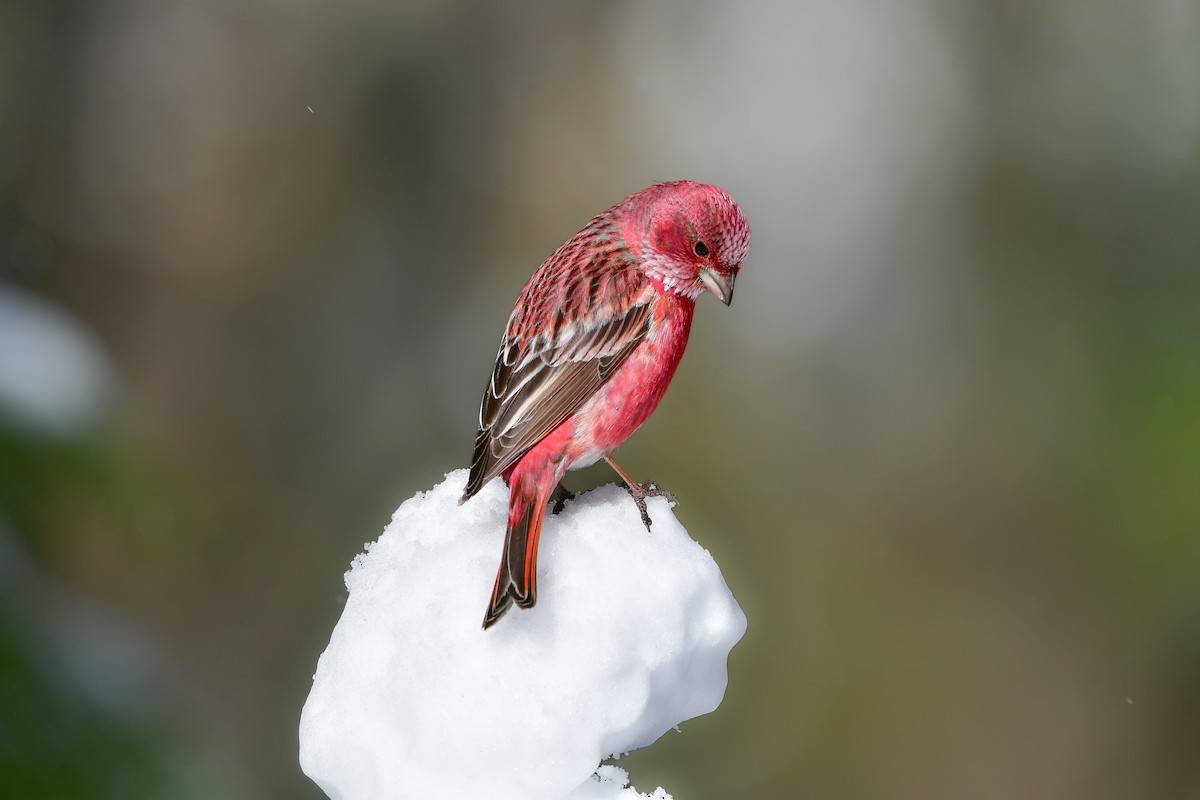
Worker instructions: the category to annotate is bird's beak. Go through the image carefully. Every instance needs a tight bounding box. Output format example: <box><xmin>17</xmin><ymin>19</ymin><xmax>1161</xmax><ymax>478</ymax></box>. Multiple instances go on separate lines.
<box><xmin>698</xmin><ymin>267</ymin><xmax>735</xmax><ymax>305</ymax></box>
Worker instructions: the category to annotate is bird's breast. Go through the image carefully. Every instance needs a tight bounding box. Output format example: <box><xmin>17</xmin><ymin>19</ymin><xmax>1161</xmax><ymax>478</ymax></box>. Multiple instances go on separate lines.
<box><xmin>564</xmin><ymin>297</ymin><xmax>696</xmax><ymax>464</ymax></box>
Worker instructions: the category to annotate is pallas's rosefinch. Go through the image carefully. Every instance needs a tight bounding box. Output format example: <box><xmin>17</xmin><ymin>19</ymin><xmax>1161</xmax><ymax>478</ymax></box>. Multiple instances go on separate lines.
<box><xmin>461</xmin><ymin>181</ymin><xmax>751</xmax><ymax>629</ymax></box>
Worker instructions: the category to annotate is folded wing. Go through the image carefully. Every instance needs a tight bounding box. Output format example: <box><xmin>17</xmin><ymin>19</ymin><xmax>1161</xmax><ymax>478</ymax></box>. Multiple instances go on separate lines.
<box><xmin>462</xmin><ymin>299</ymin><xmax>652</xmax><ymax>501</ymax></box>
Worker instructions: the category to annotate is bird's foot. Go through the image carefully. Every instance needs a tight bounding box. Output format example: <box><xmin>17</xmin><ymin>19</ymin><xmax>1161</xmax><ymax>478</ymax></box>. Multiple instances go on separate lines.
<box><xmin>550</xmin><ymin>482</ymin><xmax>575</xmax><ymax>515</ymax></box>
<box><xmin>621</xmin><ymin>480</ymin><xmax>677</xmax><ymax>531</ymax></box>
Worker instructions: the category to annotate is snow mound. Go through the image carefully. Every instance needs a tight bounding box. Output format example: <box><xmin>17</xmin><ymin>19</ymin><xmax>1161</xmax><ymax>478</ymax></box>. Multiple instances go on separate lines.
<box><xmin>299</xmin><ymin>469</ymin><xmax>745</xmax><ymax>800</ymax></box>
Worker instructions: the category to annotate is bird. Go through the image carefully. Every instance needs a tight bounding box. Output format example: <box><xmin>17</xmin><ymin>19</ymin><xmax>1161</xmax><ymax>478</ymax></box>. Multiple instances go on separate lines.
<box><xmin>460</xmin><ymin>180</ymin><xmax>751</xmax><ymax>629</ymax></box>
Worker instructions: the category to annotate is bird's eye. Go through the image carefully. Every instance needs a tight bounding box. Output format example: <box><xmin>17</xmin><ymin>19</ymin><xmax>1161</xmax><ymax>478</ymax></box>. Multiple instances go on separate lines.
<box><xmin>693</xmin><ymin>240</ymin><xmax>710</xmax><ymax>258</ymax></box>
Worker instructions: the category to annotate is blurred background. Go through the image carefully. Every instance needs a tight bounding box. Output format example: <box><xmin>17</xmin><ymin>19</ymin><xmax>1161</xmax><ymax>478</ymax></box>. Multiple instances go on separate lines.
<box><xmin>2</xmin><ymin>0</ymin><xmax>1199</xmax><ymax>797</ymax></box>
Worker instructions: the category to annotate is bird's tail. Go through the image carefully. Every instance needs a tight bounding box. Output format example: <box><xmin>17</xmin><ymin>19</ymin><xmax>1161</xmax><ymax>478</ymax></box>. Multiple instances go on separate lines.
<box><xmin>482</xmin><ymin>482</ymin><xmax>551</xmax><ymax>629</ymax></box>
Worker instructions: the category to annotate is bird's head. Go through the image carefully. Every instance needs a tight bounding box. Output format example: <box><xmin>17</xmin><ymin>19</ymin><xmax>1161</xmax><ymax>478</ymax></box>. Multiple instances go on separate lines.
<box><xmin>634</xmin><ymin>181</ymin><xmax>751</xmax><ymax>305</ymax></box>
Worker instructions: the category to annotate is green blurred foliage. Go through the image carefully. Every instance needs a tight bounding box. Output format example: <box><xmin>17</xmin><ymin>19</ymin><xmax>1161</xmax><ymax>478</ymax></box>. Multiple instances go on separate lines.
<box><xmin>1</xmin><ymin>594</ymin><xmax>175</xmax><ymax>799</ymax></box>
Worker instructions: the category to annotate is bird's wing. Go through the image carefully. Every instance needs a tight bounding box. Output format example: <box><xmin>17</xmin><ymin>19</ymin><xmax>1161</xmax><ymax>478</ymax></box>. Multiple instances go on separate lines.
<box><xmin>462</xmin><ymin>282</ymin><xmax>653</xmax><ymax>501</ymax></box>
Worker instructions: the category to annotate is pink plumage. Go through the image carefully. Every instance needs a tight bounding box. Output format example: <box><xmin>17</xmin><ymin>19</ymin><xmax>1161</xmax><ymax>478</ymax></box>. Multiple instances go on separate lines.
<box><xmin>462</xmin><ymin>180</ymin><xmax>751</xmax><ymax>629</ymax></box>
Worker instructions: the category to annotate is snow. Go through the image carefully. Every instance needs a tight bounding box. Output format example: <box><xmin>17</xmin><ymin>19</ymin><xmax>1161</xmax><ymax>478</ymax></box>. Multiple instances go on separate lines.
<box><xmin>299</xmin><ymin>469</ymin><xmax>746</xmax><ymax>800</ymax></box>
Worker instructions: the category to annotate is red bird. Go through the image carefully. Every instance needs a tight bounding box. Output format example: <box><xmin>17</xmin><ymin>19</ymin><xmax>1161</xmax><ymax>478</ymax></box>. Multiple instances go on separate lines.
<box><xmin>462</xmin><ymin>181</ymin><xmax>751</xmax><ymax>629</ymax></box>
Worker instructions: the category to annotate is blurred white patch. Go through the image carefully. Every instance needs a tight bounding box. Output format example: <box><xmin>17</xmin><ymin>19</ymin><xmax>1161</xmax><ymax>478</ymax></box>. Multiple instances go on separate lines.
<box><xmin>0</xmin><ymin>284</ymin><xmax>117</xmax><ymax>434</ymax></box>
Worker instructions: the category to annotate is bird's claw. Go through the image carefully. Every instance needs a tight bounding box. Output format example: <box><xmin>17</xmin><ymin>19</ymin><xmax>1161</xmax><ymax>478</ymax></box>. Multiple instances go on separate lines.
<box><xmin>550</xmin><ymin>483</ymin><xmax>576</xmax><ymax>515</ymax></box>
<box><xmin>622</xmin><ymin>480</ymin><xmax>677</xmax><ymax>530</ymax></box>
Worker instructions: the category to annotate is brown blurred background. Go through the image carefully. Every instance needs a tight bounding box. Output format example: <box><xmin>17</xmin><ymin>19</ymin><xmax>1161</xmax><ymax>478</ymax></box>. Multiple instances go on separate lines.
<box><xmin>2</xmin><ymin>1</ymin><xmax>1199</xmax><ymax>798</ymax></box>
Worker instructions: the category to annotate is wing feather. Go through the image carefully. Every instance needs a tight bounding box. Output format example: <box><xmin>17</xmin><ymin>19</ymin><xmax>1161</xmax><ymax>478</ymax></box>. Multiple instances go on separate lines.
<box><xmin>462</xmin><ymin>300</ymin><xmax>652</xmax><ymax>500</ymax></box>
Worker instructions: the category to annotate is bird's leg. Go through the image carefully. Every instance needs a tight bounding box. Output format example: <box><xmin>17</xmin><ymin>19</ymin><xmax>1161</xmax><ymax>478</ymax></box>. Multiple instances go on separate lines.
<box><xmin>602</xmin><ymin>455</ymin><xmax>677</xmax><ymax>530</ymax></box>
<box><xmin>549</xmin><ymin>481</ymin><xmax>575</xmax><ymax>515</ymax></box>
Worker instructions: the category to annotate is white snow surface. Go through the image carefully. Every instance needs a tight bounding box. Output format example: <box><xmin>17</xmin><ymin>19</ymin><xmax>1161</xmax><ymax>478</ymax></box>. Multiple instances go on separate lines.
<box><xmin>299</xmin><ymin>469</ymin><xmax>746</xmax><ymax>800</ymax></box>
